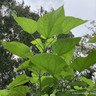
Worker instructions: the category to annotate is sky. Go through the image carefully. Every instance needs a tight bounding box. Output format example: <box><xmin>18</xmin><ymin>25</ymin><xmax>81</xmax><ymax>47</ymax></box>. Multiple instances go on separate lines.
<box><xmin>16</xmin><ymin>0</ymin><xmax>96</xmax><ymax>37</ymax></box>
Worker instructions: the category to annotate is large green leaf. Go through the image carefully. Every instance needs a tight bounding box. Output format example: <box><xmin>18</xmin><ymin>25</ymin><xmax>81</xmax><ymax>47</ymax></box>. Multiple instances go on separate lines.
<box><xmin>31</xmin><ymin>38</ymin><xmax>44</xmax><ymax>52</ymax></box>
<box><xmin>0</xmin><ymin>90</ymin><xmax>9</xmax><ymax>96</ymax></box>
<box><xmin>8</xmin><ymin>86</ymin><xmax>29</xmax><ymax>96</ymax></box>
<box><xmin>37</xmin><ymin>5</ymin><xmax>87</xmax><ymax>38</ymax></box>
<box><xmin>12</xmin><ymin>12</ymin><xmax>37</xmax><ymax>34</ymax></box>
<box><xmin>61</xmin><ymin>16</ymin><xmax>88</xmax><ymax>34</ymax></box>
<box><xmin>9</xmin><ymin>74</ymin><xmax>31</xmax><ymax>89</ymax></box>
<box><xmin>87</xmin><ymin>35</ymin><xmax>96</xmax><ymax>43</ymax></box>
<box><xmin>30</xmin><ymin>53</ymin><xmax>67</xmax><ymax>77</ymax></box>
<box><xmin>71</xmin><ymin>50</ymin><xmax>96</xmax><ymax>72</ymax></box>
<box><xmin>37</xmin><ymin>6</ymin><xmax>65</xmax><ymax>38</ymax></box>
<box><xmin>52</xmin><ymin>37</ymin><xmax>81</xmax><ymax>57</ymax></box>
<box><xmin>1</xmin><ymin>41</ymin><xmax>32</xmax><ymax>58</ymax></box>
<box><xmin>79</xmin><ymin>77</ymin><xmax>94</xmax><ymax>86</ymax></box>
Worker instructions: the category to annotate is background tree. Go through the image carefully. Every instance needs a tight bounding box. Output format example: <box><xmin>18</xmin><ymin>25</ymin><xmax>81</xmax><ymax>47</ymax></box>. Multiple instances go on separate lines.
<box><xmin>0</xmin><ymin>0</ymin><xmax>40</xmax><ymax>89</ymax></box>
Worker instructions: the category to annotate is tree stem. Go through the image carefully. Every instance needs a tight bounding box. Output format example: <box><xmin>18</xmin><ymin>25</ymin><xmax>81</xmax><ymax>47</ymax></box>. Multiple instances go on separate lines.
<box><xmin>39</xmin><ymin>72</ymin><xmax>41</xmax><ymax>96</ymax></box>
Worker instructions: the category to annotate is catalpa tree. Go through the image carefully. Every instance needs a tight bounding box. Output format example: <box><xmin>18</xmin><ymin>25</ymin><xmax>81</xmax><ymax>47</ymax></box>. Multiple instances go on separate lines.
<box><xmin>0</xmin><ymin>5</ymin><xmax>96</xmax><ymax>96</ymax></box>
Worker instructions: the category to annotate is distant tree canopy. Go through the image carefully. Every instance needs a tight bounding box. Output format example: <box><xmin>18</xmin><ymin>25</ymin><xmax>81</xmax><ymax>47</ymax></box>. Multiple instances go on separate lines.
<box><xmin>0</xmin><ymin>0</ymin><xmax>40</xmax><ymax>89</ymax></box>
<box><xmin>0</xmin><ymin>0</ymin><xmax>74</xmax><ymax>89</ymax></box>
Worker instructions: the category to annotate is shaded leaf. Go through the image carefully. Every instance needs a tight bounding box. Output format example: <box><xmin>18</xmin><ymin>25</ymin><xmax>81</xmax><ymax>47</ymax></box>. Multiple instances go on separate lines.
<box><xmin>1</xmin><ymin>41</ymin><xmax>32</xmax><ymax>59</ymax></box>
<box><xmin>58</xmin><ymin>66</ymin><xmax>74</xmax><ymax>81</ymax></box>
<box><xmin>55</xmin><ymin>91</ymin><xmax>65</xmax><ymax>96</ymax></box>
<box><xmin>71</xmin><ymin>50</ymin><xmax>96</xmax><ymax>72</ymax></box>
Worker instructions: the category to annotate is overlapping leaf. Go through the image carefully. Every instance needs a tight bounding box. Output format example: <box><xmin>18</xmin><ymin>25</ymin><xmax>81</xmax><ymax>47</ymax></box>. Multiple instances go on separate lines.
<box><xmin>71</xmin><ymin>50</ymin><xmax>96</xmax><ymax>72</ymax></box>
<box><xmin>12</xmin><ymin>12</ymin><xmax>37</xmax><ymax>34</ymax></box>
<box><xmin>1</xmin><ymin>41</ymin><xmax>32</xmax><ymax>58</ymax></box>
<box><xmin>30</xmin><ymin>53</ymin><xmax>67</xmax><ymax>76</ymax></box>
<box><xmin>44</xmin><ymin>38</ymin><xmax>56</xmax><ymax>49</ymax></box>
<box><xmin>31</xmin><ymin>38</ymin><xmax>44</xmax><ymax>52</ymax></box>
<box><xmin>9</xmin><ymin>74</ymin><xmax>31</xmax><ymax>89</ymax></box>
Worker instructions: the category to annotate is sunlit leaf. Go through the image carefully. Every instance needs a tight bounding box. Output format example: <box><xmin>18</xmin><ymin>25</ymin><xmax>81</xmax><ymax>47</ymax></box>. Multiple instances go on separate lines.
<box><xmin>74</xmin><ymin>86</ymin><xmax>83</xmax><ymax>90</ymax></box>
<box><xmin>0</xmin><ymin>90</ymin><xmax>9</xmax><ymax>96</ymax></box>
<box><xmin>31</xmin><ymin>38</ymin><xmax>44</xmax><ymax>52</ymax></box>
<box><xmin>8</xmin><ymin>86</ymin><xmax>29</xmax><ymax>96</ymax></box>
<box><xmin>37</xmin><ymin>5</ymin><xmax>87</xmax><ymax>38</ymax></box>
<box><xmin>37</xmin><ymin>6</ymin><xmax>65</xmax><ymax>38</ymax></box>
<box><xmin>61</xmin><ymin>16</ymin><xmax>88</xmax><ymax>34</ymax></box>
<box><xmin>79</xmin><ymin>77</ymin><xmax>94</xmax><ymax>86</ymax></box>
<box><xmin>44</xmin><ymin>38</ymin><xmax>56</xmax><ymax>49</ymax></box>
<box><xmin>13</xmin><ymin>15</ymin><xmax>37</xmax><ymax>34</ymax></box>
<box><xmin>1</xmin><ymin>41</ymin><xmax>32</xmax><ymax>58</ymax></box>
